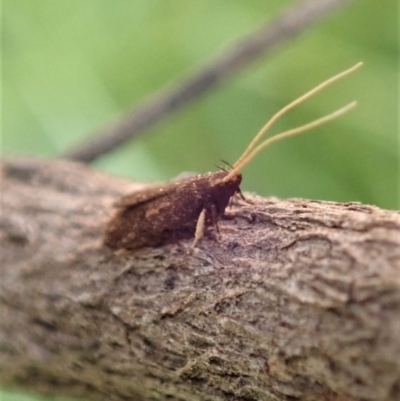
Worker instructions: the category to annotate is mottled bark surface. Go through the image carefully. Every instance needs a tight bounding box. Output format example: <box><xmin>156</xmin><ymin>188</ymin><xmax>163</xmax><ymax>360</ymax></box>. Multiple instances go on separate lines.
<box><xmin>0</xmin><ymin>158</ymin><xmax>399</xmax><ymax>401</ymax></box>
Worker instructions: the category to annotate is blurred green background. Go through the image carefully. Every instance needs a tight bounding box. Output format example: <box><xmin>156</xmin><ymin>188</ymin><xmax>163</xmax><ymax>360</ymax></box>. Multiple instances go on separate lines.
<box><xmin>1</xmin><ymin>0</ymin><xmax>398</xmax><ymax>399</ymax></box>
<box><xmin>3</xmin><ymin>0</ymin><xmax>399</xmax><ymax>210</ymax></box>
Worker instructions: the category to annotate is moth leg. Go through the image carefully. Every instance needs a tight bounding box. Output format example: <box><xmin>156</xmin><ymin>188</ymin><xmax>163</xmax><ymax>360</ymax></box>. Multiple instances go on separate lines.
<box><xmin>191</xmin><ymin>209</ymin><xmax>206</xmax><ymax>248</ymax></box>
<box><xmin>226</xmin><ymin>189</ymin><xmax>246</xmax><ymax>210</ymax></box>
<box><xmin>233</xmin><ymin>187</ymin><xmax>254</xmax><ymax>205</ymax></box>
<box><xmin>211</xmin><ymin>204</ymin><xmax>220</xmax><ymax>235</ymax></box>
<box><xmin>236</xmin><ymin>187</ymin><xmax>246</xmax><ymax>201</ymax></box>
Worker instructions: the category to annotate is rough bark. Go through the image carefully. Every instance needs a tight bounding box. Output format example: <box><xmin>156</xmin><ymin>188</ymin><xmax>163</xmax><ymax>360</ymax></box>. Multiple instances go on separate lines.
<box><xmin>0</xmin><ymin>157</ymin><xmax>399</xmax><ymax>401</ymax></box>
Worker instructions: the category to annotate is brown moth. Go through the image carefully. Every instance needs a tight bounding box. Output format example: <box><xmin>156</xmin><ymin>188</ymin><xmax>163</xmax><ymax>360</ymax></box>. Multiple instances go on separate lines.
<box><xmin>103</xmin><ymin>62</ymin><xmax>362</xmax><ymax>251</ymax></box>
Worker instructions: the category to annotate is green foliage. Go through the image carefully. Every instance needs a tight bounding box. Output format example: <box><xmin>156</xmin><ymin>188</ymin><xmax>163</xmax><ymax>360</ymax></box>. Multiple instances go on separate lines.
<box><xmin>3</xmin><ymin>0</ymin><xmax>398</xmax><ymax>210</ymax></box>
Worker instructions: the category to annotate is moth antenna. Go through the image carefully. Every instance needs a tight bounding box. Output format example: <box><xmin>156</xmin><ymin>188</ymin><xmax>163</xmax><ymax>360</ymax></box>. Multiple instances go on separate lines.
<box><xmin>231</xmin><ymin>62</ymin><xmax>363</xmax><ymax>171</ymax></box>
<box><xmin>220</xmin><ymin>159</ymin><xmax>234</xmax><ymax>169</ymax></box>
<box><xmin>216</xmin><ymin>164</ymin><xmax>229</xmax><ymax>173</ymax></box>
<box><xmin>223</xmin><ymin>101</ymin><xmax>357</xmax><ymax>181</ymax></box>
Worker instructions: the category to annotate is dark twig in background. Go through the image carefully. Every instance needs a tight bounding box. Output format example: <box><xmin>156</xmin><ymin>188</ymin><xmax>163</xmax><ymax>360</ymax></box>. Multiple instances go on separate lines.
<box><xmin>63</xmin><ymin>0</ymin><xmax>356</xmax><ymax>163</ymax></box>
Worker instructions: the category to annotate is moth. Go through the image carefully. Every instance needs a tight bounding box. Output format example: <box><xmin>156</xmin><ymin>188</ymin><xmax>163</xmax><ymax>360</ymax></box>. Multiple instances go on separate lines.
<box><xmin>103</xmin><ymin>62</ymin><xmax>362</xmax><ymax>251</ymax></box>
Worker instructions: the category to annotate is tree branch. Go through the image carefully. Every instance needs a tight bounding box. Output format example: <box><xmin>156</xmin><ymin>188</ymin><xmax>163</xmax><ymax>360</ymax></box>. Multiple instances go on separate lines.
<box><xmin>1</xmin><ymin>157</ymin><xmax>399</xmax><ymax>401</ymax></box>
<box><xmin>62</xmin><ymin>0</ymin><xmax>357</xmax><ymax>163</ymax></box>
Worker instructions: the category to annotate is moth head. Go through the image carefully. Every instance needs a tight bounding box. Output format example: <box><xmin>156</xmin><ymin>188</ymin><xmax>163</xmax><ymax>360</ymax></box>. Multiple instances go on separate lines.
<box><xmin>210</xmin><ymin>170</ymin><xmax>242</xmax><ymax>210</ymax></box>
<box><xmin>211</xmin><ymin>170</ymin><xmax>242</xmax><ymax>188</ymax></box>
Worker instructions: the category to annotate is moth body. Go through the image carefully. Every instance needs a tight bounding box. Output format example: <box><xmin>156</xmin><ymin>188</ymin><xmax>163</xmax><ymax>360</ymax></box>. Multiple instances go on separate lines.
<box><xmin>103</xmin><ymin>170</ymin><xmax>242</xmax><ymax>250</ymax></box>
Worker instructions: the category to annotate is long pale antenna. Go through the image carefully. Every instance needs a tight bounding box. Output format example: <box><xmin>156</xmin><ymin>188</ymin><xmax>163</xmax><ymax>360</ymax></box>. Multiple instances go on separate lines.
<box><xmin>223</xmin><ymin>102</ymin><xmax>356</xmax><ymax>181</ymax></box>
<box><xmin>231</xmin><ymin>62</ymin><xmax>363</xmax><ymax>172</ymax></box>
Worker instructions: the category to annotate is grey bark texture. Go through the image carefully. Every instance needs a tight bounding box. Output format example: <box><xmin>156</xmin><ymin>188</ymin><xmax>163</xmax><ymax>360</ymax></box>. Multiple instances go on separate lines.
<box><xmin>0</xmin><ymin>157</ymin><xmax>399</xmax><ymax>401</ymax></box>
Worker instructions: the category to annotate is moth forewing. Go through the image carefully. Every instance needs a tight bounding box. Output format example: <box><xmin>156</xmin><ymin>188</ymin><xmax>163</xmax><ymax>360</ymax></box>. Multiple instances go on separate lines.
<box><xmin>113</xmin><ymin>182</ymin><xmax>177</xmax><ymax>208</ymax></box>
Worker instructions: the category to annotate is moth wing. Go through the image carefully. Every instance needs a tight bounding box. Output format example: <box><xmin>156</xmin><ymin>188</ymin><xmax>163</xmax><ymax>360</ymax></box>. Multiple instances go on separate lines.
<box><xmin>113</xmin><ymin>180</ymin><xmax>183</xmax><ymax>209</ymax></box>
